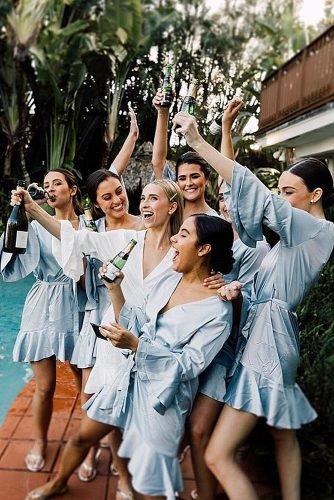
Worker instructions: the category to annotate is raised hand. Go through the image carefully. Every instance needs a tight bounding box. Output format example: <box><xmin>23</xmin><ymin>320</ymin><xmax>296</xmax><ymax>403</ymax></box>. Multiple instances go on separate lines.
<box><xmin>222</xmin><ymin>97</ymin><xmax>244</xmax><ymax>131</ymax></box>
<box><xmin>128</xmin><ymin>104</ymin><xmax>139</xmax><ymax>140</ymax></box>
<box><xmin>99</xmin><ymin>322</ymin><xmax>139</xmax><ymax>351</ymax></box>
<box><xmin>172</xmin><ymin>112</ymin><xmax>201</xmax><ymax>148</ymax></box>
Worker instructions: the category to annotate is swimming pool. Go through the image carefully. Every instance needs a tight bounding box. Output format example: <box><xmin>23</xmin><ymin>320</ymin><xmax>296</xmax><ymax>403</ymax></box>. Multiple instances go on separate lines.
<box><xmin>0</xmin><ymin>274</ymin><xmax>34</xmax><ymax>424</ymax></box>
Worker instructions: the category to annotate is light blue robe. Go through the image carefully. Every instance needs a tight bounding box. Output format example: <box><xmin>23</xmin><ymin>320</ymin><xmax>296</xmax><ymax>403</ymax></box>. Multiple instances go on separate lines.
<box><xmin>199</xmin><ymin>237</ymin><xmax>269</xmax><ymax>402</ymax></box>
<box><xmin>223</xmin><ymin>162</ymin><xmax>334</xmax><ymax>429</ymax></box>
<box><xmin>70</xmin><ymin>217</ymin><xmax>110</xmax><ymax>369</ymax></box>
<box><xmin>116</xmin><ymin>273</ymin><xmax>232</xmax><ymax>498</ymax></box>
<box><xmin>71</xmin><ymin>162</ymin><xmax>132</xmax><ymax>368</ymax></box>
<box><xmin>0</xmin><ymin>219</ymin><xmax>86</xmax><ymax>362</ymax></box>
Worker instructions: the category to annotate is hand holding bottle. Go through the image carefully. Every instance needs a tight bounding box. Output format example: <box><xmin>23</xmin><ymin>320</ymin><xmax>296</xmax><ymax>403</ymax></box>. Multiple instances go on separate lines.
<box><xmin>11</xmin><ymin>186</ymin><xmax>36</xmax><ymax>213</ymax></box>
<box><xmin>99</xmin><ymin>266</ymin><xmax>124</xmax><ymax>289</ymax></box>
<box><xmin>172</xmin><ymin>112</ymin><xmax>202</xmax><ymax>148</ymax></box>
<box><xmin>222</xmin><ymin>97</ymin><xmax>244</xmax><ymax>132</ymax></box>
<box><xmin>153</xmin><ymin>89</ymin><xmax>170</xmax><ymax>113</ymax></box>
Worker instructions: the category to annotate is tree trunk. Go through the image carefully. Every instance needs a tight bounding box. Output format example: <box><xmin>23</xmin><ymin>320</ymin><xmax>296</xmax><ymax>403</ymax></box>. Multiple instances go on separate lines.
<box><xmin>15</xmin><ymin>57</ymin><xmax>30</xmax><ymax>183</ymax></box>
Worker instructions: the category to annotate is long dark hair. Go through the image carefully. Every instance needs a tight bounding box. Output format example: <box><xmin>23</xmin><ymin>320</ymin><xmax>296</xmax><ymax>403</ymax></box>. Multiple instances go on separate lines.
<box><xmin>48</xmin><ymin>168</ymin><xmax>83</xmax><ymax>215</ymax></box>
<box><xmin>86</xmin><ymin>169</ymin><xmax>122</xmax><ymax>219</ymax></box>
<box><xmin>191</xmin><ymin>213</ymin><xmax>234</xmax><ymax>275</ymax></box>
<box><xmin>175</xmin><ymin>151</ymin><xmax>211</xmax><ymax>180</ymax></box>
<box><xmin>289</xmin><ymin>158</ymin><xmax>334</xmax><ymax>209</ymax></box>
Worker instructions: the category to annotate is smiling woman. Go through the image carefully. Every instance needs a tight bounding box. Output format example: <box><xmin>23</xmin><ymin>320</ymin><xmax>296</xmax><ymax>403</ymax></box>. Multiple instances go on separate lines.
<box><xmin>175</xmin><ymin>151</ymin><xmax>218</xmax><ymax>219</ymax></box>
<box><xmin>1</xmin><ymin>167</ymin><xmax>86</xmax><ymax>474</ymax></box>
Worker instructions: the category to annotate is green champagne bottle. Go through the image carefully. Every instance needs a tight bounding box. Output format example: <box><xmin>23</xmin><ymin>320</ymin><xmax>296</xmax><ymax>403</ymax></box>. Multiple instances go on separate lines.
<box><xmin>99</xmin><ymin>239</ymin><xmax>137</xmax><ymax>283</ymax></box>
<box><xmin>180</xmin><ymin>80</ymin><xmax>198</xmax><ymax>115</ymax></box>
<box><xmin>160</xmin><ymin>64</ymin><xmax>173</xmax><ymax>107</ymax></box>
<box><xmin>83</xmin><ymin>197</ymin><xmax>98</xmax><ymax>232</ymax></box>
<box><xmin>3</xmin><ymin>180</ymin><xmax>29</xmax><ymax>254</ymax></box>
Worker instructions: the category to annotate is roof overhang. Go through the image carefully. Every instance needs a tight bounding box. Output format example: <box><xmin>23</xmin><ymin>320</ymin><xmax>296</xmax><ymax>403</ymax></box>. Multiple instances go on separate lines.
<box><xmin>256</xmin><ymin>102</ymin><xmax>334</xmax><ymax>156</ymax></box>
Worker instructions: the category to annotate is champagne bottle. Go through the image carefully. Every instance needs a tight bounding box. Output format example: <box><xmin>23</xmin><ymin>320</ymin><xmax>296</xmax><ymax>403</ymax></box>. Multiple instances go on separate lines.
<box><xmin>3</xmin><ymin>180</ymin><xmax>29</xmax><ymax>254</ymax></box>
<box><xmin>83</xmin><ymin>197</ymin><xmax>98</xmax><ymax>232</ymax></box>
<box><xmin>160</xmin><ymin>64</ymin><xmax>173</xmax><ymax>108</ymax></box>
<box><xmin>209</xmin><ymin>112</ymin><xmax>223</xmax><ymax>135</ymax></box>
<box><xmin>99</xmin><ymin>239</ymin><xmax>137</xmax><ymax>283</ymax></box>
<box><xmin>180</xmin><ymin>80</ymin><xmax>198</xmax><ymax>115</ymax></box>
<box><xmin>27</xmin><ymin>183</ymin><xmax>47</xmax><ymax>201</ymax></box>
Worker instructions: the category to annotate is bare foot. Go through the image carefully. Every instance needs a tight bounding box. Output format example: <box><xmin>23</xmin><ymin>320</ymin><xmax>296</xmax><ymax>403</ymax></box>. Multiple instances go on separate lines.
<box><xmin>26</xmin><ymin>479</ymin><xmax>67</xmax><ymax>499</ymax></box>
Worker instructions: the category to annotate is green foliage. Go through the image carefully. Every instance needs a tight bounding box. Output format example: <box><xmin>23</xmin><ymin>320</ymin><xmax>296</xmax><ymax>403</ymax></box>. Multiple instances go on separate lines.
<box><xmin>297</xmin><ymin>252</ymin><xmax>334</xmax><ymax>497</ymax></box>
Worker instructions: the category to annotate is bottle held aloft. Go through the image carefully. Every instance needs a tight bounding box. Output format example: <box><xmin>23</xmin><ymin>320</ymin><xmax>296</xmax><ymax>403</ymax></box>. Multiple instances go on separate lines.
<box><xmin>99</xmin><ymin>239</ymin><xmax>137</xmax><ymax>283</ymax></box>
<box><xmin>209</xmin><ymin>112</ymin><xmax>223</xmax><ymax>135</ymax></box>
<box><xmin>83</xmin><ymin>197</ymin><xmax>98</xmax><ymax>232</ymax></box>
<box><xmin>3</xmin><ymin>180</ymin><xmax>29</xmax><ymax>254</ymax></box>
<box><xmin>160</xmin><ymin>64</ymin><xmax>173</xmax><ymax>108</ymax></box>
<box><xmin>180</xmin><ymin>80</ymin><xmax>198</xmax><ymax>116</ymax></box>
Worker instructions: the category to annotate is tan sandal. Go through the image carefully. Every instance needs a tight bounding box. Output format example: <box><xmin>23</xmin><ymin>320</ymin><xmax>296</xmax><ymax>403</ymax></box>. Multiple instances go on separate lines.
<box><xmin>78</xmin><ymin>448</ymin><xmax>101</xmax><ymax>482</ymax></box>
<box><xmin>25</xmin><ymin>485</ymin><xmax>68</xmax><ymax>499</ymax></box>
<box><xmin>110</xmin><ymin>461</ymin><xmax>120</xmax><ymax>476</ymax></box>
<box><xmin>25</xmin><ymin>451</ymin><xmax>45</xmax><ymax>472</ymax></box>
<box><xmin>116</xmin><ymin>487</ymin><xmax>134</xmax><ymax>500</ymax></box>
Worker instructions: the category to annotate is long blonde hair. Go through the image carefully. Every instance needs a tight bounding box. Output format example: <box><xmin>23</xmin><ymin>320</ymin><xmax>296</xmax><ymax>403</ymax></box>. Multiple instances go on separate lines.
<box><xmin>150</xmin><ymin>179</ymin><xmax>184</xmax><ymax>236</ymax></box>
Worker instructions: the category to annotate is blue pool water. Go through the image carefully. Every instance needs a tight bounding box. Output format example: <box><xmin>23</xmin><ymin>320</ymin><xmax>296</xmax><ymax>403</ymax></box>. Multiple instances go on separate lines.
<box><xmin>0</xmin><ymin>275</ymin><xmax>34</xmax><ymax>424</ymax></box>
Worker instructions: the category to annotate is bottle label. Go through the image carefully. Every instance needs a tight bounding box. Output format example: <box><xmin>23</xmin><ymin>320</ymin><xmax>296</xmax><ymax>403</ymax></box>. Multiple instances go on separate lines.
<box><xmin>15</xmin><ymin>230</ymin><xmax>28</xmax><ymax>248</ymax></box>
<box><xmin>113</xmin><ymin>256</ymin><xmax>125</xmax><ymax>270</ymax></box>
<box><xmin>104</xmin><ymin>262</ymin><xmax>120</xmax><ymax>282</ymax></box>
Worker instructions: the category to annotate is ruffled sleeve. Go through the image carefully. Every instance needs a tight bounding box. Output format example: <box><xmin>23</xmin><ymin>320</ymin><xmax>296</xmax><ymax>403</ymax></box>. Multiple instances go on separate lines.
<box><xmin>52</xmin><ymin>221</ymin><xmax>136</xmax><ymax>281</ymax></box>
<box><xmin>135</xmin><ymin>304</ymin><xmax>232</xmax><ymax>415</ymax></box>
<box><xmin>225</xmin><ymin>162</ymin><xmax>327</xmax><ymax>248</ymax></box>
<box><xmin>0</xmin><ymin>222</ymin><xmax>40</xmax><ymax>282</ymax></box>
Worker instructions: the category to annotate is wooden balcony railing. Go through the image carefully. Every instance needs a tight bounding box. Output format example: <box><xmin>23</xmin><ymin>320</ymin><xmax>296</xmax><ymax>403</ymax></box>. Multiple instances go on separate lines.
<box><xmin>258</xmin><ymin>25</ymin><xmax>334</xmax><ymax>134</ymax></box>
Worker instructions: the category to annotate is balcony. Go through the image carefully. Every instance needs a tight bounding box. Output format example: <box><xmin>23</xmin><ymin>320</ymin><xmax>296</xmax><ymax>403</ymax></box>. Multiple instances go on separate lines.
<box><xmin>258</xmin><ymin>25</ymin><xmax>334</xmax><ymax>135</ymax></box>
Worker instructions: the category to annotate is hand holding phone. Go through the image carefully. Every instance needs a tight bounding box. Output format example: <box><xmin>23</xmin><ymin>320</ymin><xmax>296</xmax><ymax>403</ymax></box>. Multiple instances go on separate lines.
<box><xmin>90</xmin><ymin>323</ymin><xmax>107</xmax><ymax>341</ymax></box>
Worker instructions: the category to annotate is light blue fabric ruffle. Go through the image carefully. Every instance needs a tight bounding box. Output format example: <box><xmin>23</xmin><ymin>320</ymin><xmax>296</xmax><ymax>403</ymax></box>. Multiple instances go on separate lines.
<box><xmin>224</xmin><ymin>362</ymin><xmax>317</xmax><ymax>429</ymax></box>
<box><xmin>119</xmin><ymin>426</ymin><xmax>183</xmax><ymax>499</ymax></box>
<box><xmin>13</xmin><ymin>328</ymin><xmax>76</xmax><ymax>363</ymax></box>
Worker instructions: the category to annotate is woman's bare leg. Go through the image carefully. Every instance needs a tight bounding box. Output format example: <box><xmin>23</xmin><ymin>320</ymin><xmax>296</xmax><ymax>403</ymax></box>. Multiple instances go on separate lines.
<box><xmin>77</xmin><ymin>367</ymin><xmax>100</xmax><ymax>481</ymax></box>
<box><xmin>29</xmin><ymin>357</ymin><xmax>57</xmax><ymax>459</ymax></box>
<box><xmin>205</xmin><ymin>405</ymin><xmax>259</xmax><ymax>500</ymax></box>
<box><xmin>108</xmin><ymin>428</ymin><xmax>134</xmax><ymax>493</ymax></box>
<box><xmin>189</xmin><ymin>394</ymin><xmax>223</xmax><ymax>500</ymax></box>
<box><xmin>26</xmin><ymin>415</ymin><xmax>112</xmax><ymax>498</ymax></box>
<box><xmin>269</xmin><ymin>427</ymin><xmax>301</xmax><ymax>500</ymax></box>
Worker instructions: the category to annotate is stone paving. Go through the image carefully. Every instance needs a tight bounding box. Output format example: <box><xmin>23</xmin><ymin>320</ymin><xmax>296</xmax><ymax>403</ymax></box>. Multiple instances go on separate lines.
<box><xmin>0</xmin><ymin>362</ymin><xmax>277</xmax><ymax>499</ymax></box>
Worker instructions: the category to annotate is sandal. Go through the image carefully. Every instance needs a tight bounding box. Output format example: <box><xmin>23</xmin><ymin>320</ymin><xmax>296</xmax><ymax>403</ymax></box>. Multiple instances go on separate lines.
<box><xmin>116</xmin><ymin>487</ymin><xmax>134</xmax><ymax>500</ymax></box>
<box><xmin>191</xmin><ymin>490</ymin><xmax>199</xmax><ymax>499</ymax></box>
<box><xmin>78</xmin><ymin>448</ymin><xmax>101</xmax><ymax>482</ymax></box>
<box><xmin>110</xmin><ymin>461</ymin><xmax>119</xmax><ymax>476</ymax></box>
<box><xmin>99</xmin><ymin>436</ymin><xmax>109</xmax><ymax>448</ymax></box>
<box><xmin>25</xmin><ymin>451</ymin><xmax>45</xmax><ymax>472</ymax></box>
<box><xmin>25</xmin><ymin>485</ymin><xmax>68</xmax><ymax>499</ymax></box>
<box><xmin>178</xmin><ymin>444</ymin><xmax>190</xmax><ymax>463</ymax></box>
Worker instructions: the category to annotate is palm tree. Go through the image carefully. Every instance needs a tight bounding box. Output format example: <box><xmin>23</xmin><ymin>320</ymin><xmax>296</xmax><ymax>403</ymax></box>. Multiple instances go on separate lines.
<box><xmin>5</xmin><ymin>0</ymin><xmax>48</xmax><ymax>182</ymax></box>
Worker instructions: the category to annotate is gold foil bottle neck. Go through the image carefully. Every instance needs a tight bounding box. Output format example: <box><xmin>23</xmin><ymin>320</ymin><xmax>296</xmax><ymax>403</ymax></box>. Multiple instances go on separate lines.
<box><xmin>188</xmin><ymin>81</ymin><xmax>198</xmax><ymax>98</ymax></box>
